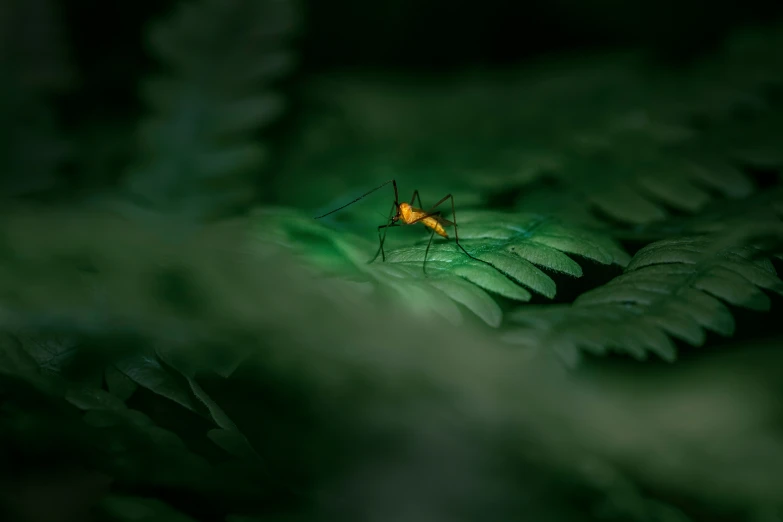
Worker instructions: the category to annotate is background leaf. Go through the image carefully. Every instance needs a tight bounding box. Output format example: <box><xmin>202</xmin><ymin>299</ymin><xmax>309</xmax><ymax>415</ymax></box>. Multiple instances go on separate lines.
<box><xmin>122</xmin><ymin>0</ymin><xmax>299</xmax><ymax>221</ymax></box>
<box><xmin>115</xmin><ymin>353</ymin><xmax>199</xmax><ymax>413</ymax></box>
<box><xmin>0</xmin><ymin>0</ymin><xmax>73</xmax><ymax>200</ymax></box>
<box><xmin>276</xmin><ymin>22</ymin><xmax>783</xmax><ymax>231</ymax></box>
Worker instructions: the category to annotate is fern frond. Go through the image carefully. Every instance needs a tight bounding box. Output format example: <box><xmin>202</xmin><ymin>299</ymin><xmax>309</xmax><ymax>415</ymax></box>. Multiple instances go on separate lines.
<box><xmin>124</xmin><ymin>0</ymin><xmax>299</xmax><ymax>220</ymax></box>
<box><xmin>114</xmin><ymin>351</ymin><xmax>200</xmax><ymax>412</ymax></box>
<box><xmin>253</xmin><ymin>208</ymin><xmax>628</xmax><ymax>327</ymax></box>
<box><xmin>66</xmin><ymin>385</ymin><xmax>212</xmax><ymax>484</ymax></box>
<box><xmin>700</xmin><ymin>103</ymin><xmax>783</xmax><ymax>170</ymax></box>
<box><xmin>0</xmin><ymin>332</ymin><xmax>57</xmax><ymax>393</ymax></box>
<box><xmin>383</xmin><ymin>210</ymin><xmax>630</xmax><ymax>299</ymax></box>
<box><xmin>252</xmin><ymin>207</ymin><xmax>505</xmax><ymax>325</ymax></box>
<box><xmin>503</xmin><ymin>236</ymin><xmax>783</xmax><ymax>365</ymax></box>
<box><xmin>275</xmin><ymin>55</ymin><xmax>649</xmax><ymax>212</ymax></box>
<box><xmin>614</xmin><ymin>185</ymin><xmax>783</xmax><ymax>244</ymax></box>
<box><xmin>0</xmin><ymin>0</ymin><xmax>72</xmax><ymax>198</ymax></box>
<box><xmin>278</xmin><ymin>23</ymin><xmax>783</xmax><ymax>228</ymax></box>
<box><xmin>104</xmin><ymin>364</ymin><xmax>138</xmax><ymax>401</ymax></box>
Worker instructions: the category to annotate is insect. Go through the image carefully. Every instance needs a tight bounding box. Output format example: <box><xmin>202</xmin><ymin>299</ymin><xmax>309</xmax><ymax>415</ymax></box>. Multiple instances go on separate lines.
<box><xmin>314</xmin><ymin>179</ymin><xmax>484</xmax><ymax>272</ymax></box>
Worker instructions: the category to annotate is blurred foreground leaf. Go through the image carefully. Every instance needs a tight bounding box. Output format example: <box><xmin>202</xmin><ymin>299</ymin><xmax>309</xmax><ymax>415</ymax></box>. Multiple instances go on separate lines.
<box><xmin>0</xmin><ymin>206</ymin><xmax>782</xmax><ymax>520</ymax></box>
<box><xmin>99</xmin><ymin>495</ymin><xmax>197</xmax><ymax>522</ymax></box>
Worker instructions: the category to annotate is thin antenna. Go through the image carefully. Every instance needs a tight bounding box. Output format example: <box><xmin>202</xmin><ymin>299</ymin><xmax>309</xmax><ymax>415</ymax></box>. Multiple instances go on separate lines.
<box><xmin>314</xmin><ymin>179</ymin><xmax>397</xmax><ymax>219</ymax></box>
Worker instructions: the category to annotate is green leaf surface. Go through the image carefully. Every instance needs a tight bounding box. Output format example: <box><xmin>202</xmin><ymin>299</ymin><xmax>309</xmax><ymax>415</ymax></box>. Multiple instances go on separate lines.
<box><xmin>106</xmin><ymin>364</ymin><xmax>139</xmax><ymax>401</ymax></box>
<box><xmin>188</xmin><ymin>377</ymin><xmax>259</xmax><ymax>460</ymax></box>
<box><xmin>504</xmin><ymin>236</ymin><xmax>783</xmax><ymax>364</ymax></box>
<box><xmin>254</xmin><ymin>208</ymin><xmax>628</xmax><ymax>327</ymax></box>
<box><xmin>0</xmin><ymin>332</ymin><xmax>54</xmax><ymax>391</ymax></box>
<box><xmin>115</xmin><ymin>353</ymin><xmax>198</xmax><ymax>412</ymax></box>
<box><xmin>66</xmin><ymin>386</ymin><xmax>128</xmax><ymax>411</ymax></box>
<box><xmin>15</xmin><ymin>332</ymin><xmax>80</xmax><ymax>374</ymax></box>
<box><xmin>382</xmin><ymin>211</ymin><xmax>629</xmax><ymax>301</ymax></box>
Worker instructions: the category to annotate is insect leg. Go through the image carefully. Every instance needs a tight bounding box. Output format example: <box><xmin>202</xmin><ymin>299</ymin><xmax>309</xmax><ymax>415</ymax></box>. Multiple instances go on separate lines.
<box><xmin>369</xmin><ymin>223</ymin><xmax>400</xmax><ymax>263</ymax></box>
<box><xmin>368</xmin><ymin>201</ymin><xmax>399</xmax><ymax>263</ymax></box>
<box><xmin>422</xmin><ymin>227</ymin><xmax>437</xmax><ymax>274</ymax></box>
<box><xmin>409</xmin><ymin>189</ymin><xmax>424</xmax><ymax>208</ymax></box>
<box><xmin>420</xmin><ymin>194</ymin><xmax>485</xmax><ymax>263</ymax></box>
<box><xmin>405</xmin><ymin>208</ymin><xmax>443</xmax><ymax>273</ymax></box>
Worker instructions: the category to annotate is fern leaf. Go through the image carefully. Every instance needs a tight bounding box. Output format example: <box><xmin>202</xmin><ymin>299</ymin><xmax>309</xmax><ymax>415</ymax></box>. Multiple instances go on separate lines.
<box><xmin>69</xmin><ymin>387</ymin><xmax>212</xmax><ymax>482</ymax></box>
<box><xmin>701</xmin><ymin>104</ymin><xmax>783</xmax><ymax>170</ymax></box>
<box><xmin>114</xmin><ymin>352</ymin><xmax>199</xmax><ymax>413</ymax></box>
<box><xmin>253</xmin><ymin>208</ymin><xmax>628</xmax><ymax>327</ymax></box>
<box><xmin>614</xmin><ymin>186</ymin><xmax>783</xmax><ymax>244</ymax></box>
<box><xmin>503</xmin><ymin>236</ymin><xmax>783</xmax><ymax>365</ymax></box>
<box><xmin>251</xmin><ymin>208</ymin><xmax>501</xmax><ymax>325</ymax></box>
<box><xmin>278</xmin><ymin>22</ymin><xmax>783</xmax><ymax>228</ymax></box>
<box><xmin>105</xmin><ymin>364</ymin><xmax>138</xmax><ymax>401</ymax></box>
<box><xmin>533</xmin><ymin>140</ymin><xmax>754</xmax><ymax>225</ymax></box>
<box><xmin>155</xmin><ymin>341</ymin><xmax>260</xmax><ymax>460</ymax></box>
<box><xmin>0</xmin><ymin>0</ymin><xmax>72</xmax><ymax>198</ymax></box>
<box><xmin>188</xmin><ymin>377</ymin><xmax>259</xmax><ymax>460</ymax></box>
<box><xmin>124</xmin><ymin>0</ymin><xmax>298</xmax><ymax>220</ymax></box>
<box><xmin>0</xmin><ymin>332</ymin><xmax>54</xmax><ymax>392</ymax></box>
<box><xmin>383</xmin><ymin>210</ymin><xmax>629</xmax><ymax>299</ymax></box>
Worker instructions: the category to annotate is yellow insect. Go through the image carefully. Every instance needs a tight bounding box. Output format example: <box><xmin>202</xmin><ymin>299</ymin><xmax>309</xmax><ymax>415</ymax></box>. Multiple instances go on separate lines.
<box><xmin>314</xmin><ymin>179</ymin><xmax>482</xmax><ymax>272</ymax></box>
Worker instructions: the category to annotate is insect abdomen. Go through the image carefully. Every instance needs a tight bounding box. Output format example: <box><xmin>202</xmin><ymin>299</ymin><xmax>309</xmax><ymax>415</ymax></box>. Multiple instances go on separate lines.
<box><xmin>422</xmin><ymin>216</ymin><xmax>448</xmax><ymax>238</ymax></box>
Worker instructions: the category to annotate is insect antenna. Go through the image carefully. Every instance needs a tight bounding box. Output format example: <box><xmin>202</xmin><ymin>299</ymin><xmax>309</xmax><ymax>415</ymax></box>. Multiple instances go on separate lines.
<box><xmin>314</xmin><ymin>179</ymin><xmax>398</xmax><ymax>219</ymax></box>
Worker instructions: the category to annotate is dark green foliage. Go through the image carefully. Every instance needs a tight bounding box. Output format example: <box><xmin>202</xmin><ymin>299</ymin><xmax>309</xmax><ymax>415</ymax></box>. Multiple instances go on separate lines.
<box><xmin>1</xmin><ymin>207</ymin><xmax>783</xmax><ymax>522</ymax></box>
<box><xmin>2</xmin><ymin>5</ymin><xmax>783</xmax><ymax>522</ymax></box>
<box><xmin>98</xmin><ymin>496</ymin><xmax>197</xmax><ymax>522</ymax></box>
<box><xmin>277</xmin><ymin>24</ymin><xmax>783</xmax><ymax>229</ymax></box>
<box><xmin>504</xmin><ymin>235</ymin><xmax>783</xmax><ymax>364</ymax></box>
<box><xmin>0</xmin><ymin>0</ymin><xmax>72</xmax><ymax>199</ymax></box>
<box><xmin>123</xmin><ymin>0</ymin><xmax>299</xmax><ymax>220</ymax></box>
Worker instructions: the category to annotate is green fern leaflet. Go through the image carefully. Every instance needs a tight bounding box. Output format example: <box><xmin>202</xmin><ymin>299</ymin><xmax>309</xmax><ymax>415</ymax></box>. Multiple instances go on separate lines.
<box><xmin>503</xmin><ymin>236</ymin><xmax>783</xmax><ymax>365</ymax></box>
<box><xmin>252</xmin><ymin>208</ymin><xmax>629</xmax><ymax>327</ymax></box>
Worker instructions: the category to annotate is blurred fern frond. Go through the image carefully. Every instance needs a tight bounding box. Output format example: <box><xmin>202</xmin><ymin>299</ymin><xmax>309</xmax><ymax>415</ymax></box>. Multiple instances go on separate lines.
<box><xmin>503</xmin><ymin>236</ymin><xmax>783</xmax><ymax>365</ymax></box>
<box><xmin>698</xmin><ymin>102</ymin><xmax>783</xmax><ymax>171</ymax></box>
<box><xmin>2</xmin><ymin>206</ymin><xmax>783</xmax><ymax>520</ymax></box>
<box><xmin>123</xmin><ymin>0</ymin><xmax>299</xmax><ymax>220</ymax></box>
<box><xmin>616</xmin><ymin>185</ymin><xmax>783</xmax><ymax>243</ymax></box>
<box><xmin>0</xmin><ymin>0</ymin><xmax>73</xmax><ymax>198</ymax></box>
<box><xmin>66</xmin><ymin>386</ymin><xmax>213</xmax><ymax>485</ymax></box>
<box><xmin>277</xmin><ymin>22</ymin><xmax>783</xmax><ymax>228</ymax></box>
